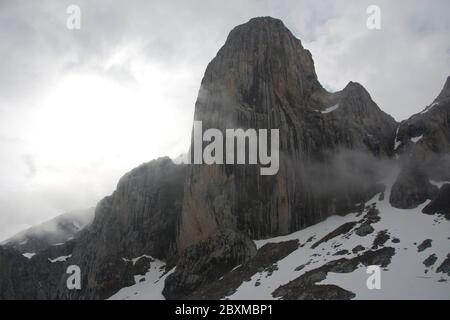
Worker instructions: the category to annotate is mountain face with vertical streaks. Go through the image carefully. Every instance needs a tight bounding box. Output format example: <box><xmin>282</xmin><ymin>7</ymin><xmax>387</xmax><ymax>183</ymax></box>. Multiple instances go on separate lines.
<box><xmin>178</xmin><ymin>17</ymin><xmax>397</xmax><ymax>252</ymax></box>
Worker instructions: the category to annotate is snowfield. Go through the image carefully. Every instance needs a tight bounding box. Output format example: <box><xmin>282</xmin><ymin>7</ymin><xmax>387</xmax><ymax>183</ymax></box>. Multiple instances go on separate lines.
<box><xmin>226</xmin><ymin>167</ymin><xmax>450</xmax><ymax>300</ymax></box>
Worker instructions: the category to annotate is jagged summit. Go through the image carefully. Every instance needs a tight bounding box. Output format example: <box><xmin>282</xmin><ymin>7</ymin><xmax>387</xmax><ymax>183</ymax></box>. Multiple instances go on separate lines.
<box><xmin>201</xmin><ymin>16</ymin><xmax>323</xmax><ymax>117</ymax></box>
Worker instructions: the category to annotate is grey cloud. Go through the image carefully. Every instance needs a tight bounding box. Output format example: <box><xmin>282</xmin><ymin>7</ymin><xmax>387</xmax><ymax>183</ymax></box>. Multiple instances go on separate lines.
<box><xmin>0</xmin><ymin>0</ymin><xmax>449</xmax><ymax>240</ymax></box>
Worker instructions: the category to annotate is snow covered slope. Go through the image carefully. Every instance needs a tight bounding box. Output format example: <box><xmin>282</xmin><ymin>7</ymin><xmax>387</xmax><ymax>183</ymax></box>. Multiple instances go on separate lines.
<box><xmin>225</xmin><ymin>167</ymin><xmax>449</xmax><ymax>300</ymax></box>
<box><xmin>105</xmin><ymin>167</ymin><xmax>449</xmax><ymax>300</ymax></box>
<box><xmin>108</xmin><ymin>256</ymin><xmax>175</xmax><ymax>300</ymax></box>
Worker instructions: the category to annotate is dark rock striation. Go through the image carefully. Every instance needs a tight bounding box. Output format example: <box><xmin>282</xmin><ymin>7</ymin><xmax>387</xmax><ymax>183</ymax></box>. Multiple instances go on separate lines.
<box><xmin>390</xmin><ymin>76</ymin><xmax>450</xmax><ymax>209</ymax></box>
<box><xmin>179</xmin><ymin>16</ymin><xmax>396</xmax><ymax>251</ymax></box>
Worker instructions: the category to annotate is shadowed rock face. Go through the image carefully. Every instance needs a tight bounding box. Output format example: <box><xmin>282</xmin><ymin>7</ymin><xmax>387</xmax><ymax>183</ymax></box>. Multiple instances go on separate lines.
<box><xmin>391</xmin><ymin>76</ymin><xmax>450</xmax><ymax>209</ymax></box>
<box><xmin>163</xmin><ymin>228</ymin><xmax>256</xmax><ymax>300</ymax></box>
<box><xmin>179</xmin><ymin>17</ymin><xmax>397</xmax><ymax>251</ymax></box>
<box><xmin>0</xmin><ymin>246</ymin><xmax>43</xmax><ymax>299</ymax></box>
<box><xmin>422</xmin><ymin>184</ymin><xmax>450</xmax><ymax>219</ymax></box>
<box><xmin>55</xmin><ymin>157</ymin><xmax>187</xmax><ymax>299</ymax></box>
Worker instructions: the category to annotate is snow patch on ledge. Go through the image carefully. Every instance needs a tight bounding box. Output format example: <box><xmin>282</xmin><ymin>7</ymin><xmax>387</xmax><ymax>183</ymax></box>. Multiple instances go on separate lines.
<box><xmin>321</xmin><ymin>104</ymin><xmax>340</xmax><ymax>114</ymax></box>
<box><xmin>122</xmin><ymin>254</ymin><xmax>154</xmax><ymax>265</ymax></box>
<box><xmin>430</xmin><ymin>180</ymin><xmax>450</xmax><ymax>189</ymax></box>
<box><xmin>411</xmin><ymin>135</ymin><xmax>423</xmax><ymax>143</ymax></box>
<box><xmin>23</xmin><ymin>253</ymin><xmax>36</xmax><ymax>259</ymax></box>
<box><xmin>48</xmin><ymin>254</ymin><xmax>72</xmax><ymax>263</ymax></box>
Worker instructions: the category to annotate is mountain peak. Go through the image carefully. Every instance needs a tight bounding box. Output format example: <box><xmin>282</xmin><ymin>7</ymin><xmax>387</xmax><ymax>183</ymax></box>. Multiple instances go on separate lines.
<box><xmin>436</xmin><ymin>75</ymin><xmax>450</xmax><ymax>102</ymax></box>
<box><xmin>201</xmin><ymin>16</ymin><xmax>322</xmax><ymax>113</ymax></box>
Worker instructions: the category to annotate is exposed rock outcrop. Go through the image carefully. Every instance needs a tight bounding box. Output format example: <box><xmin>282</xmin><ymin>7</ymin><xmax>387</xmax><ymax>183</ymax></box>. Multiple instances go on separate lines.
<box><xmin>163</xmin><ymin>228</ymin><xmax>256</xmax><ymax>300</ymax></box>
<box><xmin>179</xmin><ymin>16</ymin><xmax>396</xmax><ymax>251</ymax></box>
<box><xmin>187</xmin><ymin>239</ymin><xmax>299</xmax><ymax>300</ymax></box>
<box><xmin>56</xmin><ymin>157</ymin><xmax>187</xmax><ymax>299</ymax></box>
<box><xmin>272</xmin><ymin>247</ymin><xmax>395</xmax><ymax>299</ymax></box>
<box><xmin>1</xmin><ymin>17</ymin><xmax>448</xmax><ymax>301</ymax></box>
<box><xmin>390</xmin><ymin>76</ymin><xmax>450</xmax><ymax>209</ymax></box>
<box><xmin>422</xmin><ymin>184</ymin><xmax>450</xmax><ymax>219</ymax></box>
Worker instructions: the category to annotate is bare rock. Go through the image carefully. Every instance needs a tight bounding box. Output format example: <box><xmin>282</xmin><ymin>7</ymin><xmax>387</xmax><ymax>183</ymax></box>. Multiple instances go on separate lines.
<box><xmin>163</xmin><ymin>228</ymin><xmax>256</xmax><ymax>300</ymax></box>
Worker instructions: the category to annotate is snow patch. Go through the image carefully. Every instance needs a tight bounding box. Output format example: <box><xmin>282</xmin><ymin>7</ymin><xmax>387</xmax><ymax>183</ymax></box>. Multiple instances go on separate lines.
<box><xmin>411</xmin><ymin>135</ymin><xmax>423</xmax><ymax>143</ymax></box>
<box><xmin>48</xmin><ymin>255</ymin><xmax>72</xmax><ymax>263</ymax></box>
<box><xmin>321</xmin><ymin>104</ymin><xmax>340</xmax><ymax>114</ymax></box>
<box><xmin>108</xmin><ymin>258</ymin><xmax>174</xmax><ymax>300</ymax></box>
<box><xmin>22</xmin><ymin>253</ymin><xmax>35</xmax><ymax>259</ymax></box>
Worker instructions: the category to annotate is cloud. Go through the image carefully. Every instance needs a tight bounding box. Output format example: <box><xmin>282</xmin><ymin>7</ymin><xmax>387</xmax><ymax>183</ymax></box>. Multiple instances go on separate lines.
<box><xmin>0</xmin><ymin>0</ymin><xmax>449</xmax><ymax>241</ymax></box>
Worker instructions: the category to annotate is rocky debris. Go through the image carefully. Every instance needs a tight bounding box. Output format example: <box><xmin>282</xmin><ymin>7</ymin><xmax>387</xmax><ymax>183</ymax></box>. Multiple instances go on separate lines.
<box><xmin>295</xmin><ymin>264</ymin><xmax>306</xmax><ymax>272</ymax></box>
<box><xmin>417</xmin><ymin>239</ymin><xmax>433</xmax><ymax>252</ymax></box>
<box><xmin>2</xmin><ymin>208</ymin><xmax>94</xmax><ymax>254</ymax></box>
<box><xmin>276</xmin><ymin>284</ymin><xmax>355</xmax><ymax>300</ymax></box>
<box><xmin>422</xmin><ymin>184</ymin><xmax>450</xmax><ymax>219</ymax></box>
<box><xmin>423</xmin><ymin>254</ymin><xmax>438</xmax><ymax>268</ymax></box>
<box><xmin>392</xmin><ymin>238</ymin><xmax>400</xmax><ymax>243</ymax></box>
<box><xmin>272</xmin><ymin>247</ymin><xmax>394</xmax><ymax>299</ymax></box>
<box><xmin>355</xmin><ymin>222</ymin><xmax>375</xmax><ymax>237</ymax></box>
<box><xmin>436</xmin><ymin>254</ymin><xmax>450</xmax><ymax>276</ymax></box>
<box><xmin>179</xmin><ymin>16</ymin><xmax>397</xmax><ymax>251</ymax></box>
<box><xmin>311</xmin><ymin>222</ymin><xmax>357</xmax><ymax>249</ymax></box>
<box><xmin>364</xmin><ymin>206</ymin><xmax>381</xmax><ymax>223</ymax></box>
<box><xmin>163</xmin><ymin>229</ymin><xmax>256</xmax><ymax>300</ymax></box>
<box><xmin>352</xmin><ymin>245</ymin><xmax>365</xmax><ymax>254</ymax></box>
<box><xmin>327</xmin><ymin>247</ymin><xmax>395</xmax><ymax>273</ymax></box>
<box><xmin>372</xmin><ymin>230</ymin><xmax>390</xmax><ymax>249</ymax></box>
<box><xmin>186</xmin><ymin>239</ymin><xmax>299</xmax><ymax>300</ymax></box>
<box><xmin>333</xmin><ymin>250</ymin><xmax>349</xmax><ymax>256</ymax></box>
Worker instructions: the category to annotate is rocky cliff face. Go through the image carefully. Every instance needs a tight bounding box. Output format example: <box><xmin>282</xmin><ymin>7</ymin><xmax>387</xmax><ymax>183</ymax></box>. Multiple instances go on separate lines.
<box><xmin>179</xmin><ymin>17</ymin><xmax>397</xmax><ymax>251</ymax></box>
<box><xmin>54</xmin><ymin>157</ymin><xmax>186</xmax><ymax>299</ymax></box>
<box><xmin>390</xmin><ymin>76</ymin><xmax>450</xmax><ymax>209</ymax></box>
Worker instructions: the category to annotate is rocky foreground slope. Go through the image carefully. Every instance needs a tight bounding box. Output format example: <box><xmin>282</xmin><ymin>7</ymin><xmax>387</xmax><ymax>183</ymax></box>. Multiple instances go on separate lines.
<box><xmin>1</xmin><ymin>17</ymin><xmax>449</xmax><ymax>300</ymax></box>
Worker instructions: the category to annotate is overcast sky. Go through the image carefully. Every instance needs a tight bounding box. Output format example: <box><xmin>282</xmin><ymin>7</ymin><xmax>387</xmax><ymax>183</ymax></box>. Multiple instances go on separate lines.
<box><xmin>0</xmin><ymin>0</ymin><xmax>449</xmax><ymax>241</ymax></box>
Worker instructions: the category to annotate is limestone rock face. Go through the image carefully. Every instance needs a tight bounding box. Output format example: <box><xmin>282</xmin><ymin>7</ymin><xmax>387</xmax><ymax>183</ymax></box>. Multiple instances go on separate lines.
<box><xmin>390</xmin><ymin>76</ymin><xmax>450</xmax><ymax>209</ymax></box>
<box><xmin>56</xmin><ymin>157</ymin><xmax>186</xmax><ymax>299</ymax></box>
<box><xmin>179</xmin><ymin>17</ymin><xmax>397</xmax><ymax>250</ymax></box>
<box><xmin>0</xmin><ymin>246</ymin><xmax>43</xmax><ymax>299</ymax></box>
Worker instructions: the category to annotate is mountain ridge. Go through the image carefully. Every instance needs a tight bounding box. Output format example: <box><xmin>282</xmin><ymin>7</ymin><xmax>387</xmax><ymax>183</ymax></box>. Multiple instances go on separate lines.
<box><xmin>0</xmin><ymin>16</ymin><xmax>449</xmax><ymax>300</ymax></box>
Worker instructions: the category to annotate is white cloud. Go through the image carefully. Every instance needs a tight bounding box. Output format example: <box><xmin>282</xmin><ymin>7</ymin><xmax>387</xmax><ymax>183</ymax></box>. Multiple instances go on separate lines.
<box><xmin>0</xmin><ymin>0</ymin><xmax>449</xmax><ymax>240</ymax></box>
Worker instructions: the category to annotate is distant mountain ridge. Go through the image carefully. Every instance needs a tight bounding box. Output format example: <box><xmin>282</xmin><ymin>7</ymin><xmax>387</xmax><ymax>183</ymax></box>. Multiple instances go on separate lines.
<box><xmin>2</xmin><ymin>208</ymin><xmax>94</xmax><ymax>254</ymax></box>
